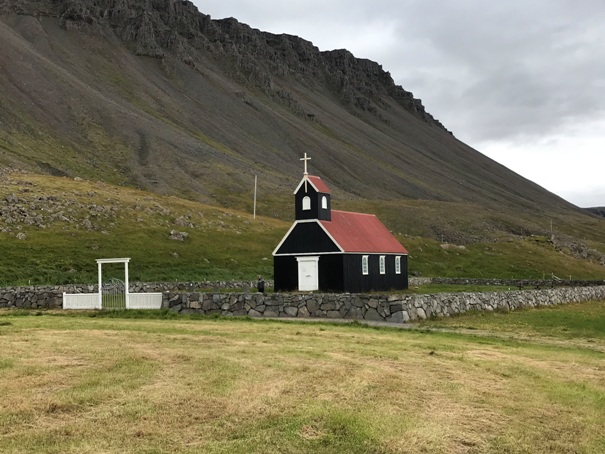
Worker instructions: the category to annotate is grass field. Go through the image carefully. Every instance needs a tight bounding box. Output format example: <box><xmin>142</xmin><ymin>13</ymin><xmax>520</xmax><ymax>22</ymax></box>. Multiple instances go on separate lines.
<box><xmin>1</xmin><ymin>173</ymin><xmax>604</xmax><ymax>286</ymax></box>
<box><xmin>1</xmin><ymin>302</ymin><xmax>604</xmax><ymax>453</ymax></box>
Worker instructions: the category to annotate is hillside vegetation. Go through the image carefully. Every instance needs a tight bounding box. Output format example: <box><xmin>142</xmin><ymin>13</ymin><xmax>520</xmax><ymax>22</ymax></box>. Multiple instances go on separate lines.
<box><xmin>0</xmin><ymin>172</ymin><xmax>281</xmax><ymax>284</ymax></box>
<box><xmin>0</xmin><ymin>0</ymin><xmax>604</xmax><ymax>283</ymax></box>
<box><xmin>1</xmin><ymin>172</ymin><xmax>603</xmax><ymax>286</ymax></box>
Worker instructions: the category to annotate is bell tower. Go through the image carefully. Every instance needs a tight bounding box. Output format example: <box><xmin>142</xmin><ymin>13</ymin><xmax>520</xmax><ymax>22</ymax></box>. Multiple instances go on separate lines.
<box><xmin>293</xmin><ymin>153</ymin><xmax>331</xmax><ymax>221</ymax></box>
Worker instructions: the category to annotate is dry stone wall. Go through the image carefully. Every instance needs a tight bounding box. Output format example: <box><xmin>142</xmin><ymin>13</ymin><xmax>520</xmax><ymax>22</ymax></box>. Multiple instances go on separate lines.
<box><xmin>2</xmin><ymin>284</ymin><xmax>604</xmax><ymax>322</ymax></box>
<box><xmin>409</xmin><ymin>277</ymin><xmax>605</xmax><ymax>288</ymax></box>
<box><xmin>0</xmin><ymin>281</ymin><xmax>272</xmax><ymax>309</ymax></box>
<box><xmin>0</xmin><ymin>286</ymin><xmax>64</xmax><ymax>309</ymax></box>
<box><xmin>130</xmin><ymin>281</ymin><xmax>274</xmax><ymax>292</ymax></box>
<box><xmin>162</xmin><ymin>286</ymin><xmax>605</xmax><ymax>322</ymax></box>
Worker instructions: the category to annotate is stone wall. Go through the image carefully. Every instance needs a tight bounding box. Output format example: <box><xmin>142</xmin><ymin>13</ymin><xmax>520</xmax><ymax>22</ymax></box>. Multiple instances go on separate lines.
<box><xmin>131</xmin><ymin>280</ymin><xmax>273</xmax><ymax>292</ymax></box>
<box><xmin>409</xmin><ymin>277</ymin><xmax>605</xmax><ymax>288</ymax></box>
<box><xmin>0</xmin><ymin>280</ymin><xmax>273</xmax><ymax>310</ymax></box>
<box><xmin>2</xmin><ymin>283</ymin><xmax>604</xmax><ymax>323</ymax></box>
<box><xmin>162</xmin><ymin>286</ymin><xmax>605</xmax><ymax>322</ymax></box>
<box><xmin>0</xmin><ymin>286</ymin><xmax>64</xmax><ymax>309</ymax></box>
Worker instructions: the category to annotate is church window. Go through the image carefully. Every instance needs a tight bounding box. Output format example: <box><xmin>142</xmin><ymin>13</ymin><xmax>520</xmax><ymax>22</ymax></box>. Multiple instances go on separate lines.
<box><xmin>379</xmin><ymin>256</ymin><xmax>386</xmax><ymax>274</ymax></box>
<box><xmin>321</xmin><ymin>196</ymin><xmax>328</xmax><ymax>209</ymax></box>
<box><xmin>395</xmin><ymin>256</ymin><xmax>401</xmax><ymax>274</ymax></box>
<box><xmin>302</xmin><ymin>196</ymin><xmax>311</xmax><ymax>210</ymax></box>
<box><xmin>362</xmin><ymin>256</ymin><xmax>369</xmax><ymax>275</ymax></box>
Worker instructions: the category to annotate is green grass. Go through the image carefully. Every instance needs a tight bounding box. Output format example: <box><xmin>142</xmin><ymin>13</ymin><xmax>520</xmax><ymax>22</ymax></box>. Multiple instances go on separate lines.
<box><xmin>0</xmin><ymin>173</ymin><xmax>604</xmax><ymax>286</ymax></box>
<box><xmin>403</xmin><ymin>236</ymin><xmax>605</xmax><ymax>280</ymax></box>
<box><xmin>406</xmin><ymin>284</ymin><xmax>514</xmax><ymax>293</ymax></box>
<box><xmin>420</xmin><ymin>299</ymin><xmax>605</xmax><ymax>340</ymax></box>
<box><xmin>0</xmin><ymin>227</ymin><xmax>278</xmax><ymax>285</ymax></box>
<box><xmin>0</xmin><ymin>174</ymin><xmax>281</xmax><ymax>285</ymax></box>
<box><xmin>0</xmin><ymin>301</ymin><xmax>604</xmax><ymax>453</ymax></box>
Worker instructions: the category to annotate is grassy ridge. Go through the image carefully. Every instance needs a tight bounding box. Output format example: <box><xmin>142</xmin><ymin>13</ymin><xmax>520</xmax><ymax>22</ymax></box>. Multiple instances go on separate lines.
<box><xmin>0</xmin><ymin>301</ymin><xmax>604</xmax><ymax>453</ymax></box>
<box><xmin>403</xmin><ymin>236</ymin><xmax>605</xmax><ymax>280</ymax></box>
<box><xmin>0</xmin><ymin>173</ymin><xmax>283</xmax><ymax>284</ymax></box>
<box><xmin>0</xmin><ymin>172</ymin><xmax>604</xmax><ymax>285</ymax></box>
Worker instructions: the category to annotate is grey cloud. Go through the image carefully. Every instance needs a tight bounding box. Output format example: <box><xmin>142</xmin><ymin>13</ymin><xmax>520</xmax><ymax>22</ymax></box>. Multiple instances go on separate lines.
<box><xmin>371</xmin><ymin>1</ymin><xmax>605</xmax><ymax>142</ymax></box>
<box><xmin>195</xmin><ymin>0</ymin><xmax>605</xmax><ymax>205</ymax></box>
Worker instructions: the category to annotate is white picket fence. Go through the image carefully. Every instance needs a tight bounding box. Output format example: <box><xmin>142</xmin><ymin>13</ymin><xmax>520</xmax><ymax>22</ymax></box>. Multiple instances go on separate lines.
<box><xmin>62</xmin><ymin>293</ymin><xmax>101</xmax><ymax>310</ymax></box>
<box><xmin>127</xmin><ymin>293</ymin><xmax>163</xmax><ymax>309</ymax></box>
<box><xmin>62</xmin><ymin>292</ymin><xmax>162</xmax><ymax>310</ymax></box>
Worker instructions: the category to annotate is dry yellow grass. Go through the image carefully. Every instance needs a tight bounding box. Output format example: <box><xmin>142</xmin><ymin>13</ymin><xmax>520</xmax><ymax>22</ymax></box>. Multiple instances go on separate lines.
<box><xmin>0</xmin><ymin>310</ymin><xmax>604</xmax><ymax>453</ymax></box>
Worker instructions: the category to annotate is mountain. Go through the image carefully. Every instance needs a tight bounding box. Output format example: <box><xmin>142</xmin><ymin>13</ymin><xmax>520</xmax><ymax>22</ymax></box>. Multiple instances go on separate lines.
<box><xmin>586</xmin><ymin>208</ymin><xmax>605</xmax><ymax>219</ymax></box>
<box><xmin>0</xmin><ymin>0</ymin><xmax>604</xmax><ymax>275</ymax></box>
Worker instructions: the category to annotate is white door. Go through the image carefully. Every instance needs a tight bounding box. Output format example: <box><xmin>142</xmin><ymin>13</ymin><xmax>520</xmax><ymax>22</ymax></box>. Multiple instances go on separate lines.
<box><xmin>296</xmin><ymin>256</ymin><xmax>319</xmax><ymax>291</ymax></box>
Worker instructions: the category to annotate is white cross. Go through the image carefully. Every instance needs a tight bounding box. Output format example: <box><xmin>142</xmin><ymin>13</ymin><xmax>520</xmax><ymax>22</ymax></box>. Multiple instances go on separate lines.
<box><xmin>300</xmin><ymin>153</ymin><xmax>311</xmax><ymax>176</ymax></box>
<box><xmin>300</xmin><ymin>153</ymin><xmax>311</xmax><ymax>192</ymax></box>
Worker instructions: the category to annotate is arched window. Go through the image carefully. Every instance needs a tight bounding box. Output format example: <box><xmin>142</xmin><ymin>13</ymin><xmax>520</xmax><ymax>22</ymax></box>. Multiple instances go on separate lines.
<box><xmin>321</xmin><ymin>196</ymin><xmax>328</xmax><ymax>209</ymax></box>
<box><xmin>302</xmin><ymin>196</ymin><xmax>311</xmax><ymax>210</ymax></box>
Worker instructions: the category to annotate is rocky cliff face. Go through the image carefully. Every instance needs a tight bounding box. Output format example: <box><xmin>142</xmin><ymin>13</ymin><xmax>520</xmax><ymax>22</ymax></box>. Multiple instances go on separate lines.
<box><xmin>0</xmin><ymin>0</ymin><xmax>447</xmax><ymax>130</ymax></box>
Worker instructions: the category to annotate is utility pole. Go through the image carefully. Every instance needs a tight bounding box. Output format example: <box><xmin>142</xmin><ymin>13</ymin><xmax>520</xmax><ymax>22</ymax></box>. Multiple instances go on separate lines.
<box><xmin>253</xmin><ymin>175</ymin><xmax>257</xmax><ymax>219</ymax></box>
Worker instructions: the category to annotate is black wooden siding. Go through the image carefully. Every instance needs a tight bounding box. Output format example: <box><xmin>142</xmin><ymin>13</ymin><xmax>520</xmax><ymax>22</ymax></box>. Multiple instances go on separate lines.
<box><xmin>274</xmin><ymin>253</ymin><xmax>407</xmax><ymax>292</ymax></box>
<box><xmin>295</xmin><ymin>185</ymin><xmax>331</xmax><ymax>221</ymax></box>
<box><xmin>319</xmin><ymin>254</ymin><xmax>345</xmax><ymax>292</ymax></box>
<box><xmin>274</xmin><ymin>256</ymin><xmax>298</xmax><ymax>291</ymax></box>
<box><xmin>273</xmin><ymin>255</ymin><xmax>344</xmax><ymax>292</ymax></box>
<box><xmin>274</xmin><ymin>222</ymin><xmax>340</xmax><ymax>255</ymax></box>
<box><xmin>343</xmin><ymin>254</ymin><xmax>408</xmax><ymax>293</ymax></box>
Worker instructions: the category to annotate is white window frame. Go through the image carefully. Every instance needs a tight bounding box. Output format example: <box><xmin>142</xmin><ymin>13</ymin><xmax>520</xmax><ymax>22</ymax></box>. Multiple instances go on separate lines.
<box><xmin>379</xmin><ymin>256</ymin><xmax>386</xmax><ymax>275</ymax></box>
<box><xmin>362</xmin><ymin>255</ymin><xmax>369</xmax><ymax>275</ymax></box>
<box><xmin>302</xmin><ymin>196</ymin><xmax>311</xmax><ymax>211</ymax></box>
<box><xmin>321</xmin><ymin>196</ymin><xmax>328</xmax><ymax>209</ymax></box>
<box><xmin>395</xmin><ymin>256</ymin><xmax>401</xmax><ymax>275</ymax></box>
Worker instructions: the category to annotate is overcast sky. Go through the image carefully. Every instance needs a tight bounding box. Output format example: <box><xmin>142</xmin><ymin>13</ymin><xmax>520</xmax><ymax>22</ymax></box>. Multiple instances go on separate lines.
<box><xmin>193</xmin><ymin>0</ymin><xmax>605</xmax><ymax>208</ymax></box>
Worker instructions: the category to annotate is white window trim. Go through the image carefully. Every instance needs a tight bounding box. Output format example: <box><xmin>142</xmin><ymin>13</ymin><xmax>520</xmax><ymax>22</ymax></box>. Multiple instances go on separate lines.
<box><xmin>321</xmin><ymin>196</ymin><xmax>328</xmax><ymax>209</ymax></box>
<box><xmin>302</xmin><ymin>196</ymin><xmax>311</xmax><ymax>210</ymax></box>
<box><xmin>362</xmin><ymin>255</ymin><xmax>369</xmax><ymax>275</ymax></box>
<box><xmin>379</xmin><ymin>256</ymin><xmax>386</xmax><ymax>275</ymax></box>
<box><xmin>395</xmin><ymin>256</ymin><xmax>401</xmax><ymax>275</ymax></box>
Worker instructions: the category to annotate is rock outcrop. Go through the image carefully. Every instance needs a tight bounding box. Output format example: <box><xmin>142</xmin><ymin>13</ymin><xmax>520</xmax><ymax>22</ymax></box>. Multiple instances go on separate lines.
<box><xmin>0</xmin><ymin>0</ymin><xmax>448</xmax><ymax>131</ymax></box>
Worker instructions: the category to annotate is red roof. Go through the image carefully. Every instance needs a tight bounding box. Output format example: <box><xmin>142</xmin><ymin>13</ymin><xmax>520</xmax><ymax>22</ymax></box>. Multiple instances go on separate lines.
<box><xmin>320</xmin><ymin>210</ymin><xmax>408</xmax><ymax>254</ymax></box>
<box><xmin>307</xmin><ymin>176</ymin><xmax>331</xmax><ymax>194</ymax></box>
<box><xmin>293</xmin><ymin>175</ymin><xmax>331</xmax><ymax>194</ymax></box>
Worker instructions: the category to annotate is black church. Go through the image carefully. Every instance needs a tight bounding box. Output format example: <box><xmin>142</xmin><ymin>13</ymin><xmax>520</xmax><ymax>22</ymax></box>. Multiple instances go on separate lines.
<box><xmin>273</xmin><ymin>155</ymin><xmax>408</xmax><ymax>293</ymax></box>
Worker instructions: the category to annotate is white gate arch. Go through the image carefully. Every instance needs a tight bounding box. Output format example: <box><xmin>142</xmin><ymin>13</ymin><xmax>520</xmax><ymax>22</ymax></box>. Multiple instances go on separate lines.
<box><xmin>96</xmin><ymin>258</ymin><xmax>130</xmax><ymax>309</ymax></box>
<box><xmin>63</xmin><ymin>258</ymin><xmax>162</xmax><ymax>310</ymax></box>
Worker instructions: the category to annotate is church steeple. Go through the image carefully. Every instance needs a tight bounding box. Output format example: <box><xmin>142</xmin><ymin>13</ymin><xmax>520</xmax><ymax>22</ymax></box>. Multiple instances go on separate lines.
<box><xmin>293</xmin><ymin>154</ymin><xmax>331</xmax><ymax>221</ymax></box>
<box><xmin>300</xmin><ymin>152</ymin><xmax>311</xmax><ymax>191</ymax></box>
